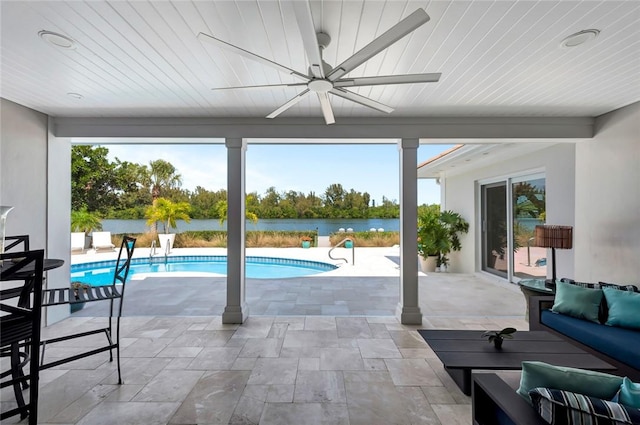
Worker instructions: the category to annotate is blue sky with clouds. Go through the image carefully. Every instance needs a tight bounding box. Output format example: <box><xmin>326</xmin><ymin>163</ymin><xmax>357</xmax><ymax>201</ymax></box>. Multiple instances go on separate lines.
<box><xmin>103</xmin><ymin>142</ymin><xmax>452</xmax><ymax>206</ymax></box>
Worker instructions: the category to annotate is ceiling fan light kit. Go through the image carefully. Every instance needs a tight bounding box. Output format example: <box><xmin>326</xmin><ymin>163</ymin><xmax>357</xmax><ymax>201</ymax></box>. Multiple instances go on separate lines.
<box><xmin>198</xmin><ymin>5</ymin><xmax>441</xmax><ymax>125</ymax></box>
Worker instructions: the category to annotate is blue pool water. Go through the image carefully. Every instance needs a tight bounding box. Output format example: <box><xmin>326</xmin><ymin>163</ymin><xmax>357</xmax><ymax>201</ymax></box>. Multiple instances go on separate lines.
<box><xmin>71</xmin><ymin>256</ymin><xmax>337</xmax><ymax>285</ymax></box>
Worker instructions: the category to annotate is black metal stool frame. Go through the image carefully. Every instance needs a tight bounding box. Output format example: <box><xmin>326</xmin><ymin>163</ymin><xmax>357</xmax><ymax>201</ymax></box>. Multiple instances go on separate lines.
<box><xmin>40</xmin><ymin>236</ymin><xmax>136</xmax><ymax>384</ymax></box>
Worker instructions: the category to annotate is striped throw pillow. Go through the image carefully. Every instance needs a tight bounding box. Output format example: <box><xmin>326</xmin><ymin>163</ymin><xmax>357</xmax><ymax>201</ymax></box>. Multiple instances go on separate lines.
<box><xmin>529</xmin><ymin>387</ymin><xmax>640</xmax><ymax>425</ymax></box>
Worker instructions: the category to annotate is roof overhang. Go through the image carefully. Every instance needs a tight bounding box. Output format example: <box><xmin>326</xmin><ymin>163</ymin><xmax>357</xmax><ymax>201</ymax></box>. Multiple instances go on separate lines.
<box><xmin>417</xmin><ymin>140</ymin><xmax>565</xmax><ymax>179</ymax></box>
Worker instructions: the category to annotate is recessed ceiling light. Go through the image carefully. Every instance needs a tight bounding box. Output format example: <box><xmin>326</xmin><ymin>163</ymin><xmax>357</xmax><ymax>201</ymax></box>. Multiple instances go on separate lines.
<box><xmin>67</xmin><ymin>92</ymin><xmax>83</xmax><ymax>100</ymax></box>
<box><xmin>39</xmin><ymin>30</ymin><xmax>76</xmax><ymax>49</ymax></box>
<box><xmin>560</xmin><ymin>29</ymin><xmax>600</xmax><ymax>48</ymax></box>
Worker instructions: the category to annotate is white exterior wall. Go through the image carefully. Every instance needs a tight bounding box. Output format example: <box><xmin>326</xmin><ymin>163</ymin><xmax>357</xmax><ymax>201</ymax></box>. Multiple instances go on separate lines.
<box><xmin>441</xmin><ymin>144</ymin><xmax>576</xmax><ymax>278</ymax></box>
<box><xmin>1</xmin><ymin>99</ymin><xmax>48</xmax><ymax>246</ymax></box>
<box><xmin>574</xmin><ymin>102</ymin><xmax>640</xmax><ymax>285</ymax></box>
<box><xmin>0</xmin><ymin>98</ymin><xmax>71</xmax><ymax>324</ymax></box>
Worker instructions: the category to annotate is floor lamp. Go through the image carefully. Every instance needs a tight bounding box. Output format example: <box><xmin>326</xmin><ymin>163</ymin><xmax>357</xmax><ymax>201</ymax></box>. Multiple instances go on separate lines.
<box><xmin>535</xmin><ymin>225</ymin><xmax>573</xmax><ymax>287</ymax></box>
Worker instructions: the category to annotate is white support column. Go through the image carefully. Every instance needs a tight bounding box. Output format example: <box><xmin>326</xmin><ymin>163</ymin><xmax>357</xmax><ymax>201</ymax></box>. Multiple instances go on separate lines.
<box><xmin>396</xmin><ymin>138</ymin><xmax>422</xmax><ymax>325</ymax></box>
<box><xmin>223</xmin><ymin>138</ymin><xmax>248</xmax><ymax>324</ymax></box>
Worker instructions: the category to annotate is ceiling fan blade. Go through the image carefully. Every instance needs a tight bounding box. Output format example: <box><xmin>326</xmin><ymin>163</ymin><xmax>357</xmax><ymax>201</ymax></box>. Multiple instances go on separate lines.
<box><xmin>197</xmin><ymin>32</ymin><xmax>309</xmax><ymax>82</ymax></box>
<box><xmin>210</xmin><ymin>83</ymin><xmax>307</xmax><ymax>91</ymax></box>
<box><xmin>334</xmin><ymin>73</ymin><xmax>441</xmax><ymax>88</ymax></box>
<box><xmin>266</xmin><ymin>89</ymin><xmax>311</xmax><ymax>119</ymax></box>
<box><xmin>327</xmin><ymin>8</ymin><xmax>430</xmax><ymax>81</ymax></box>
<box><xmin>317</xmin><ymin>92</ymin><xmax>335</xmax><ymax>125</ymax></box>
<box><xmin>330</xmin><ymin>88</ymin><xmax>394</xmax><ymax>114</ymax></box>
<box><xmin>292</xmin><ymin>1</ymin><xmax>325</xmax><ymax>78</ymax></box>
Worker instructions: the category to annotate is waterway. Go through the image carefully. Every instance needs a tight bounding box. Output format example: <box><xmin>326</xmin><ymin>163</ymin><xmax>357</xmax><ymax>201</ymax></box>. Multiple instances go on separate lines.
<box><xmin>102</xmin><ymin>218</ymin><xmax>400</xmax><ymax>236</ymax></box>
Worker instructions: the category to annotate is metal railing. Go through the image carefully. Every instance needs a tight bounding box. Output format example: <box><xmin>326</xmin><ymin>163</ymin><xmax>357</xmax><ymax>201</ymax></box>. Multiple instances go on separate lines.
<box><xmin>150</xmin><ymin>240</ymin><xmax>156</xmax><ymax>259</ymax></box>
<box><xmin>328</xmin><ymin>237</ymin><xmax>355</xmax><ymax>265</ymax></box>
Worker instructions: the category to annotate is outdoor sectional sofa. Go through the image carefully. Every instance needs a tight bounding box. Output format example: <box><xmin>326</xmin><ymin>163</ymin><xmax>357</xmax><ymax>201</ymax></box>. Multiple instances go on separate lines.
<box><xmin>529</xmin><ymin>279</ymin><xmax>640</xmax><ymax>381</ymax></box>
<box><xmin>472</xmin><ymin>279</ymin><xmax>640</xmax><ymax>425</ymax></box>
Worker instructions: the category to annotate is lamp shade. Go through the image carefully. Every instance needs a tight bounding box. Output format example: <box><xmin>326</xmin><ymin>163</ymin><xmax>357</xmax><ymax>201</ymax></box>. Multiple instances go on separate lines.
<box><xmin>534</xmin><ymin>225</ymin><xmax>573</xmax><ymax>249</ymax></box>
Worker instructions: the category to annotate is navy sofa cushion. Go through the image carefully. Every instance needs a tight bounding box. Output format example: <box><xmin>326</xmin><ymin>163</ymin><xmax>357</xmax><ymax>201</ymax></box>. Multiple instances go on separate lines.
<box><xmin>541</xmin><ymin>310</ymin><xmax>640</xmax><ymax>370</ymax></box>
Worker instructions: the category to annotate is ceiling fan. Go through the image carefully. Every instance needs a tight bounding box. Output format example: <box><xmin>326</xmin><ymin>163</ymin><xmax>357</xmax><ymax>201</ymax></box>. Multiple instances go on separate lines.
<box><xmin>197</xmin><ymin>4</ymin><xmax>440</xmax><ymax>125</ymax></box>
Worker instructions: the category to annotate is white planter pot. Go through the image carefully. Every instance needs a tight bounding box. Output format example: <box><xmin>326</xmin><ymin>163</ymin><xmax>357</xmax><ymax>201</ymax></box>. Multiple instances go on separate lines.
<box><xmin>158</xmin><ymin>233</ymin><xmax>176</xmax><ymax>253</ymax></box>
<box><xmin>419</xmin><ymin>255</ymin><xmax>438</xmax><ymax>273</ymax></box>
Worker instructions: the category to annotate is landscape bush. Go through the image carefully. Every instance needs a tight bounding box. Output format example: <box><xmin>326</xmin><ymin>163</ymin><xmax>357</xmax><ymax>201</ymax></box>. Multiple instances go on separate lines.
<box><xmin>115</xmin><ymin>230</ymin><xmax>401</xmax><ymax>248</ymax></box>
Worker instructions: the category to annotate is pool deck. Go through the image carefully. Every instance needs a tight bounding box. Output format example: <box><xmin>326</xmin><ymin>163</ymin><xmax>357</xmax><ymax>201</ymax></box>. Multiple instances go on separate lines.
<box><xmin>71</xmin><ymin>247</ymin><xmax>526</xmax><ymax>321</ymax></box>
<box><xmin>71</xmin><ymin>246</ymin><xmax>403</xmax><ymax>277</ymax></box>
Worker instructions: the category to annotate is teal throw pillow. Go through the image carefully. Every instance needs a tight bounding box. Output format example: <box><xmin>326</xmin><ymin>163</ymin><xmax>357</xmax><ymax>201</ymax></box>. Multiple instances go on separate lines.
<box><xmin>552</xmin><ymin>281</ymin><xmax>603</xmax><ymax>323</ymax></box>
<box><xmin>619</xmin><ymin>377</ymin><xmax>640</xmax><ymax>408</ymax></box>
<box><xmin>603</xmin><ymin>287</ymin><xmax>640</xmax><ymax>329</ymax></box>
<box><xmin>516</xmin><ymin>361</ymin><xmax>623</xmax><ymax>405</ymax></box>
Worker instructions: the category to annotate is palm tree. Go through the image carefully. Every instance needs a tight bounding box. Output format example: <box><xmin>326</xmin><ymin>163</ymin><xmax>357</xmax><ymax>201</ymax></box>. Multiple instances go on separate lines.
<box><xmin>148</xmin><ymin>160</ymin><xmax>182</xmax><ymax>201</ymax></box>
<box><xmin>145</xmin><ymin>198</ymin><xmax>191</xmax><ymax>234</ymax></box>
<box><xmin>214</xmin><ymin>200</ymin><xmax>259</xmax><ymax>226</ymax></box>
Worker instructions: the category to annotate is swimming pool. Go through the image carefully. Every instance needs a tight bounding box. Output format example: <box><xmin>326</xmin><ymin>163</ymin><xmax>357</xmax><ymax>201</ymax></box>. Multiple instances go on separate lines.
<box><xmin>71</xmin><ymin>255</ymin><xmax>338</xmax><ymax>285</ymax></box>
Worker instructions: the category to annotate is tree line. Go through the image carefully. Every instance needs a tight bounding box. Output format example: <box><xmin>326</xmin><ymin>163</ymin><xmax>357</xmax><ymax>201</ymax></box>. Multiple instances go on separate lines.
<box><xmin>72</xmin><ymin>145</ymin><xmax>401</xmax><ymax>220</ymax></box>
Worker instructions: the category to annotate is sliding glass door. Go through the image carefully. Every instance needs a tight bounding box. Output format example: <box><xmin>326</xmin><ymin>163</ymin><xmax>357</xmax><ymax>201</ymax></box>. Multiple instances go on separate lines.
<box><xmin>482</xmin><ymin>182</ymin><xmax>508</xmax><ymax>278</ymax></box>
<box><xmin>481</xmin><ymin>173</ymin><xmax>545</xmax><ymax>282</ymax></box>
<box><xmin>512</xmin><ymin>176</ymin><xmax>546</xmax><ymax>280</ymax></box>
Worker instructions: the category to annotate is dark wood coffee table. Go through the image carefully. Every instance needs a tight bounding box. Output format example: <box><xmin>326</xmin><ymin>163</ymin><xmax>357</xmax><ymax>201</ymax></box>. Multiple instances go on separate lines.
<box><xmin>417</xmin><ymin>329</ymin><xmax>616</xmax><ymax>395</ymax></box>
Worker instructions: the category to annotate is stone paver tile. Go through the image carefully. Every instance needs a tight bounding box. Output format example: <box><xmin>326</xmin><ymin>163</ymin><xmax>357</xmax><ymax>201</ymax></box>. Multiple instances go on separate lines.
<box><xmin>283</xmin><ymin>330</ymin><xmax>340</xmax><ymax>348</ymax></box>
<box><xmin>187</xmin><ymin>346</ymin><xmax>242</xmax><ymax>370</ymax></box>
<box><xmin>432</xmin><ymin>404</ymin><xmax>472</xmax><ymax>425</ymax></box>
<box><xmin>104</xmin><ymin>384</ymin><xmax>144</xmax><ymax>402</ymax></box>
<box><xmin>38</xmin><ymin>369</ymin><xmax>114</xmax><ymax>423</ymax></box>
<box><xmin>319</xmin><ymin>347</ymin><xmax>364</xmax><ymax>371</ymax></box>
<box><xmin>75</xmin><ymin>401</ymin><xmax>180</xmax><ymax>425</ymax></box>
<box><xmin>120</xmin><ymin>338</ymin><xmax>173</xmax><ymax>358</ymax></box>
<box><xmin>399</xmin><ymin>347</ymin><xmax>437</xmax><ymax>358</ymax></box>
<box><xmin>132</xmin><ymin>369</ymin><xmax>204</xmax><ymax>402</ymax></box>
<box><xmin>294</xmin><ymin>370</ymin><xmax>346</xmax><ymax>403</ymax></box>
<box><xmin>362</xmin><ymin>358</ymin><xmax>387</xmax><ymax>371</ymax></box>
<box><xmin>298</xmin><ymin>357</ymin><xmax>320</xmax><ymax>370</ymax></box>
<box><xmin>168</xmin><ymin>330</ymin><xmax>234</xmax><ymax>347</ymax></box>
<box><xmin>304</xmin><ymin>317</ymin><xmax>337</xmax><ymax>330</ymax></box>
<box><xmin>389</xmin><ymin>331</ymin><xmax>430</xmax><ymax>348</ymax></box>
<box><xmin>156</xmin><ymin>346</ymin><xmax>202</xmax><ymax>358</ymax></box>
<box><xmin>238</xmin><ymin>338</ymin><xmax>283</xmax><ymax>358</ymax></box>
<box><xmin>169</xmin><ymin>370</ymin><xmax>250</xmax><ymax>424</ymax></box>
<box><xmin>229</xmin><ymin>394</ymin><xmax>265</xmax><ymax>425</ymax></box>
<box><xmin>51</xmin><ymin>383</ymin><xmax>117</xmax><ymax>423</ymax></box>
<box><xmin>397</xmin><ymin>386</ymin><xmax>441</xmax><ymax>424</ymax></box>
<box><xmin>247</xmin><ymin>358</ymin><xmax>299</xmax><ymax>385</ymax></box>
<box><xmin>259</xmin><ymin>402</ymin><xmax>349</xmax><ymax>425</ymax></box>
<box><xmin>384</xmin><ymin>358</ymin><xmax>442</xmax><ymax>386</ymax></box>
<box><xmin>344</xmin><ymin>380</ymin><xmax>411</xmax><ymax>425</ymax></box>
<box><xmin>266</xmin><ymin>384</ymin><xmax>295</xmax><ymax>402</ymax></box>
<box><xmin>421</xmin><ymin>386</ymin><xmax>457</xmax><ymax>404</ymax></box>
<box><xmin>232</xmin><ymin>356</ymin><xmax>258</xmax><ymax>370</ymax></box>
<box><xmin>103</xmin><ymin>357</ymin><xmax>172</xmax><ymax>385</ymax></box>
<box><xmin>357</xmin><ymin>338</ymin><xmax>402</xmax><ymax>358</ymax></box>
<box><xmin>231</xmin><ymin>317</ymin><xmax>275</xmax><ymax>339</ymax></box>
<box><xmin>336</xmin><ymin>317</ymin><xmax>372</xmax><ymax>338</ymax></box>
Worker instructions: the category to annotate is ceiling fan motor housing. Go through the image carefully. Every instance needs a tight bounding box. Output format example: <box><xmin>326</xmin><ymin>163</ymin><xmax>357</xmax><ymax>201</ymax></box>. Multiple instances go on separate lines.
<box><xmin>308</xmin><ymin>79</ymin><xmax>333</xmax><ymax>93</ymax></box>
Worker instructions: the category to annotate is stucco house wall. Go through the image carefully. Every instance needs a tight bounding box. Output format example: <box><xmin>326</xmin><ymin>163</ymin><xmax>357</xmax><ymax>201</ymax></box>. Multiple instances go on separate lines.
<box><xmin>1</xmin><ymin>98</ymin><xmax>71</xmax><ymax>324</ymax></box>
<box><xmin>441</xmin><ymin>144</ymin><xmax>576</xmax><ymax>277</ymax></box>
<box><xmin>1</xmin><ymin>98</ymin><xmax>48</xmax><ymax>247</ymax></box>
<box><xmin>574</xmin><ymin>101</ymin><xmax>640</xmax><ymax>285</ymax></box>
<box><xmin>440</xmin><ymin>101</ymin><xmax>639</xmax><ymax>285</ymax></box>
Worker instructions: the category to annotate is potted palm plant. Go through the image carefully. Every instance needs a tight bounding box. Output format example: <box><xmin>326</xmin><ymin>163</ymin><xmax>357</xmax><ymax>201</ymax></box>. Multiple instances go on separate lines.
<box><xmin>437</xmin><ymin>210</ymin><xmax>470</xmax><ymax>272</ymax></box>
<box><xmin>145</xmin><ymin>197</ymin><xmax>191</xmax><ymax>253</ymax></box>
<box><xmin>417</xmin><ymin>206</ymin><xmax>448</xmax><ymax>272</ymax></box>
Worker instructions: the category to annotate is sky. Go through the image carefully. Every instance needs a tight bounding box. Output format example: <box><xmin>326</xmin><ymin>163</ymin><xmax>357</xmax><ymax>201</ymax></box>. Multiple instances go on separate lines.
<box><xmin>102</xmin><ymin>142</ymin><xmax>453</xmax><ymax>206</ymax></box>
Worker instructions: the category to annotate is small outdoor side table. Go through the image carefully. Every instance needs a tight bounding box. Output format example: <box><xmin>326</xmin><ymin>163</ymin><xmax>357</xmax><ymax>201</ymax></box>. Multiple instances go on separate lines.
<box><xmin>518</xmin><ymin>279</ymin><xmax>554</xmax><ymax>321</ymax></box>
